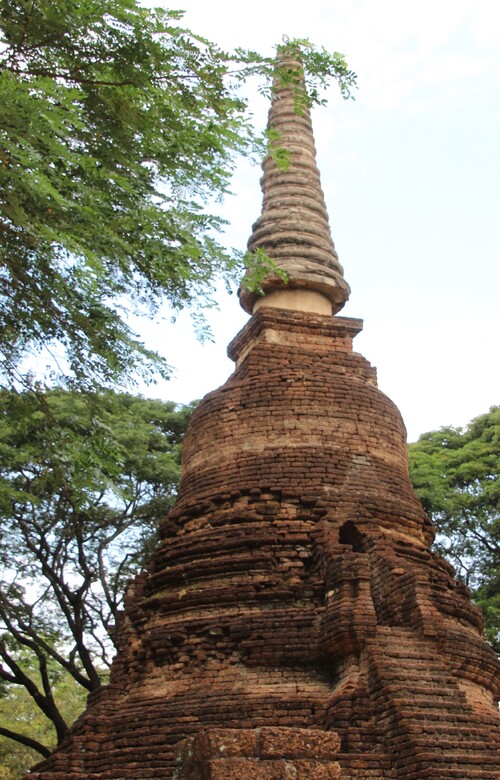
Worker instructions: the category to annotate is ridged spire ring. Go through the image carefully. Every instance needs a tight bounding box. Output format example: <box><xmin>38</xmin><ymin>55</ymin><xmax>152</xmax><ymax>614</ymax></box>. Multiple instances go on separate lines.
<box><xmin>239</xmin><ymin>51</ymin><xmax>351</xmax><ymax>315</ymax></box>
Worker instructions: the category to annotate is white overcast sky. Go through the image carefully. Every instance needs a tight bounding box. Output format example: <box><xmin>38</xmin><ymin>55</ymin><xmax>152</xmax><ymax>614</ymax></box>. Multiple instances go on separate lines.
<box><xmin>135</xmin><ymin>0</ymin><xmax>500</xmax><ymax>443</ymax></box>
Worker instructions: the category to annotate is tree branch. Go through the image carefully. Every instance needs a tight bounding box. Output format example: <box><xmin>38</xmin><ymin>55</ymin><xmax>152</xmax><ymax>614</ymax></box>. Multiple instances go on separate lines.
<box><xmin>0</xmin><ymin>726</ymin><xmax>51</xmax><ymax>759</ymax></box>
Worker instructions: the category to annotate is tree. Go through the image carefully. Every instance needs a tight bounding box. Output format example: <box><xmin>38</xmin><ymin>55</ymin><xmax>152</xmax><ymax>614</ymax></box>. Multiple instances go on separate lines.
<box><xmin>0</xmin><ymin>653</ymin><xmax>87</xmax><ymax>778</ymax></box>
<box><xmin>408</xmin><ymin>407</ymin><xmax>500</xmax><ymax>652</ymax></box>
<box><xmin>0</xmin><ymin>388</ymin><xmax>194</xmax><ymax>759</ymax></box>
<box><xmin>0</xmin><ymin>1</ymin><xmax>357</xmax><ymax>389</ymax></box>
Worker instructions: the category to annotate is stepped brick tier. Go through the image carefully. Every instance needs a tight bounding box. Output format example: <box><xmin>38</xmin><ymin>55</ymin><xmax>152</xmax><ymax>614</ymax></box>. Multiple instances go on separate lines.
<box><xmin>26</xmin><ymin>53</ymin><xmax>499</xmax><ymax>780</ymax></box>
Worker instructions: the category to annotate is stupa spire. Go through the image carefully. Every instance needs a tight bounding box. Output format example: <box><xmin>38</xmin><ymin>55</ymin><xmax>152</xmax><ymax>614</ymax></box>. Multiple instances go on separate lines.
<box><xmin>239</xmin><ymin>48</ymin><xmax>350</xmax><ymax>315</ymax></box>
<box><xmin>21</xmin><ymin>45</ymin><xmax>500</xmax><ymax>780</ymax></box>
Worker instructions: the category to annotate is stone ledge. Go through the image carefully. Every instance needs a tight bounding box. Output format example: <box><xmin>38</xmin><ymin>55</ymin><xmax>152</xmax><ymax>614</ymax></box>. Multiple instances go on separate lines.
<box><xmin>174</xmin><ymin>727</ymin><xmax>342</xmax><ymax>780</ymax></box>
<box><xmin>227</xmin><ymin>309</ymin><xmax>363</xmax><ymax>364</ymax></box>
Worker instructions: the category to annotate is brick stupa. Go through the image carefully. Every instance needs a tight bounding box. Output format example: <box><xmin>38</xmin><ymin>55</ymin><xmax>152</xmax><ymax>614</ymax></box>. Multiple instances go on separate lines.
<box><xmin>28</xmin><ymin>55</ymin><xmax>500</xmax><ymax>780</ymax></box>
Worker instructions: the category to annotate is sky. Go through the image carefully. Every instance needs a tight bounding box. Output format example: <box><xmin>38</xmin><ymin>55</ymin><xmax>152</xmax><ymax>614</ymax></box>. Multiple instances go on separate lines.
<box><xmin>135</xmin><ymin>0</ymin><xmax>500</xmax><ymax>443</ymax></box>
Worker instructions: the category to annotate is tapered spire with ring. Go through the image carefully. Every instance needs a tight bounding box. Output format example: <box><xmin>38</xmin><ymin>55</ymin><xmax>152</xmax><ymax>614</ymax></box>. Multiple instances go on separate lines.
<box><xmin>239</xmin><ymin>48</ymin><xmax>351</xmax><ymax>316</ymax></box>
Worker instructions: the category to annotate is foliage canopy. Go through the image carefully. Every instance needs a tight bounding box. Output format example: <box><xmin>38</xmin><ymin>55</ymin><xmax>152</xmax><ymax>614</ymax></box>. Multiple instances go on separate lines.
<box><xmin>0</xmin><ymin>388</ymin><xmax>193</xmax><ymax>762</ymax></box>
<box><xmin>408</xmin><ymin>407</ymin><xmax>500</xmax><ymax>652</ymax></box>
<box><xmin>0</xmin><ymin>0</ymin><xmax>357</xmax><ymax>389</ymax></box>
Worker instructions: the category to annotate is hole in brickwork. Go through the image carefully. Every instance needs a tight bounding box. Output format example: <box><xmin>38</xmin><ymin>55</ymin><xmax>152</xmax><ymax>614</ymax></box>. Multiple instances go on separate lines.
<box><xmin>317</xmin><ymin>659</ymin><xmax>342</xmax><ymax>688</ymax></box>
<box><xmin>338</xmin><ymin>521</ymin><xmax>365</xmax><ymax>552</ymax></box>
